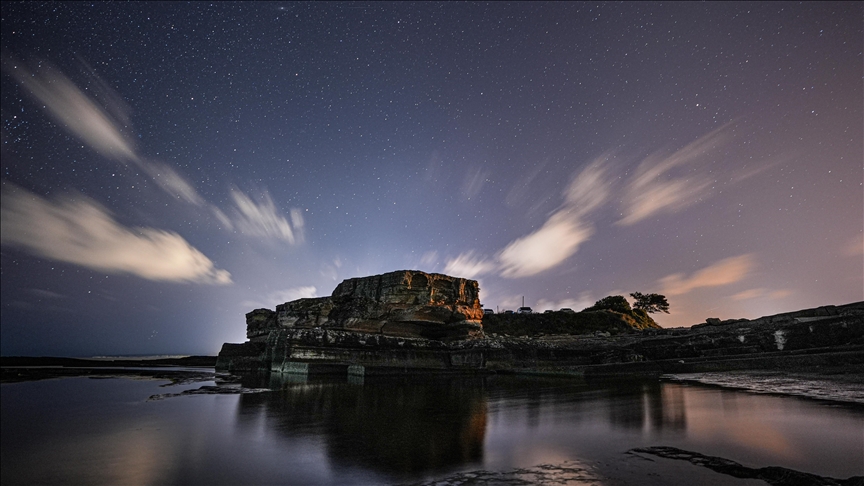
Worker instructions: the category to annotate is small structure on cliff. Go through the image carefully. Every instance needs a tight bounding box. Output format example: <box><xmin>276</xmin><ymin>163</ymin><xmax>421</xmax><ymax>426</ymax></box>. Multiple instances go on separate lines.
<box><xmin>217</xmin><ymin>270</ymin><xmax>487</xmax><ymax>374</ymax></box>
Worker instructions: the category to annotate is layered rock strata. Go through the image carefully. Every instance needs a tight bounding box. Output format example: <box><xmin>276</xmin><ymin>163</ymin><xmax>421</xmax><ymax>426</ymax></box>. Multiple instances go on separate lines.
<box><xmin>217</xmin><ymin>270</ymin><xmax>486</xmax><ymax>372</ymax></box>
<box><xmin>217</xmin><ymin>273</ymin><xmax>863</xmax><ymax>377</ymax></box>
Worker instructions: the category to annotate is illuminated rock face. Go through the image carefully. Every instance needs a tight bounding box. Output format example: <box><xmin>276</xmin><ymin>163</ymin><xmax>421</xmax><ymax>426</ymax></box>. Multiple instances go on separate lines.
<box><xmin>246</xmin><ymin>270</ymin><xmax>484</xmax><ymax>342</ymax></box>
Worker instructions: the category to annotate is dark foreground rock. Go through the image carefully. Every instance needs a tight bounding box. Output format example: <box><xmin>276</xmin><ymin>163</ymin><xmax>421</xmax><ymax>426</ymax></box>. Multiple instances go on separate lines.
<box><xmin>631</xmin><ymin>446</ymin><xmax>863</xmax><ymax>486</ymax></box>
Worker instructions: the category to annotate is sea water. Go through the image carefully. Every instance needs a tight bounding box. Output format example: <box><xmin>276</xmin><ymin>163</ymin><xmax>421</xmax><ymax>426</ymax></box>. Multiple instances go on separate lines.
<box><xmin>2</xmin><ymin>372</ymin><xmax>862</xmax><ymax>485</ymax></box>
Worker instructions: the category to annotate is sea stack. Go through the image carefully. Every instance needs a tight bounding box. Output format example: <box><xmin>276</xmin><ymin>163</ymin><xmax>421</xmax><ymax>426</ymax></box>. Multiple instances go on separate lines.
<box><xmin>217</xmin><ymin>270</ymin><xmax>487</xmax><ymax>373</ymax></box>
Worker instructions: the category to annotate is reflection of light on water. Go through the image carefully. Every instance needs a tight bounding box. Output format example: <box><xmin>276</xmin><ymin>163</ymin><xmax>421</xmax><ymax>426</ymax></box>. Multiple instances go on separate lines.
<box><xmin>683</xmin><ymin>387</ymin><xmax>802</xmax><ymax>461</ymax></box>
<box><xmin>74</xmin><ymin>423</ymin><xmax>176</xmax><ymax>484</ymax></box>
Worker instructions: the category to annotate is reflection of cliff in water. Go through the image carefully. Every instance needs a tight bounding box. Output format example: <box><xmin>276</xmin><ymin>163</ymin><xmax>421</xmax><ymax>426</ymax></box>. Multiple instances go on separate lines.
<box><xmin>481</xmin><ymin>375</ymin><xmax>687</xmax><ymax>433</ymax></box>
<box><xmin>231</xmin><ymin>374</ymin><xmax>689</xmax><ymax>478</ymax></box>
<box><xmin>235</xmin><ymin>374</ymin><xmax>487</xmax><ymax>475</ymax></box>
<box><xmin>604</xmin><ymin>380</ymin><xmax>687</xmax><ymax>432</ymax></box>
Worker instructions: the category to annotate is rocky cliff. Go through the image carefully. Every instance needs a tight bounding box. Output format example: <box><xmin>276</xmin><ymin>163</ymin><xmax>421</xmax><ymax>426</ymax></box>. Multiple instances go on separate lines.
<box><xmin>245</xmin><ymin>270</ymin><xmax>483</xmax><ymax>342</ymax></box>
<box><xmin>217</xmin><ymin>271</ymin><xmax>863</xmax><ymax>377</ymax></box>
<box><xmin>218</xmin><ymin>270</ymin><xmax>486</xmax><ymax>372</ymax></box>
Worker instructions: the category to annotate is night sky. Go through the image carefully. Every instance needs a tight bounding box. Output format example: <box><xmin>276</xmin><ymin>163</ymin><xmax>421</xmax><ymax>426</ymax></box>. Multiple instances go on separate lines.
<box><xmin>1</xmin><ymin>2</ymin><xmax>861</xmax><ymax>357</ymax></box>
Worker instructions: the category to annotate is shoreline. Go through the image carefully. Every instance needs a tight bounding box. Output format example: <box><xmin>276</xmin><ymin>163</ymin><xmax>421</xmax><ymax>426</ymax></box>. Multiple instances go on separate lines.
<box><xmin>4</xmin><ymin>355</ymin><xmax>864</xmax><ymax>406</ymax></box>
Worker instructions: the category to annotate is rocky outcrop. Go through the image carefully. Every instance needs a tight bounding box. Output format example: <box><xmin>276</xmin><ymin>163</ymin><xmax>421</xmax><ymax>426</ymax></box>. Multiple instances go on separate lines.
<box><xmin>218</xmin><ymin>270</ymin><xmax>486</xmax><ymax>373</ymax></box>
<box><xmin>484</xmin><ymin>302</ymin><xmax>864</xmax><ymax>377</ymax></box>
<box><xmin>218</xmin><ymin>273</ymin><xmax>863</xmax><ymax>378</ymax></box>
<box><xmin>244</xmin><ymin>270</ymin><xmax>482</xmax><ymax>342</ymax></box>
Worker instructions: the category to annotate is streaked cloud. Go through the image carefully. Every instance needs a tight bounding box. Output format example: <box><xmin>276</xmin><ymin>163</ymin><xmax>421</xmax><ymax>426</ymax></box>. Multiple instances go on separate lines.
<box><xmin>227</xmin><ymin>189</ymin><xmax>304</xmax><ymax>243</ymax></box>
<box><xmin>660</xmin><ymin>254</ymin><xmax>754</xmax><ymax>296</ymax></box>
<box><xmin>419</xmin><ymin>251</ymin><xmax>439</xmax><ymax>267</ymax></box>
<box><xmin>844</xmin><ymin>234</ymin><xmax>864</xmax><ymax>257</ymax></box>
<box><xmin>731</xmin><ymin>288</ymin><xmax>792</xmax><ymax>301</ymax></box>
<box><xmin>0</xmin><ymin>184</ymin><xmax>231</xmax><ymax>284</ymax></box>
<box><xmin>618</xmin><ymin>124</ymin><xmax>731</xmax><ymax>225</ymax></box>
<box><xmin>498</xmin><ymin>161</ymin><xmax>611</xmax><ymax>278</ymax></box>
<box><xmin>460</xmin><ymin>165</ymin><xmax>489</xmax><ymax>200</ymax></box>
<box><xmin>138</xmin><ymin>161</ymin><xmax>206</xmax><ymax>206</ymax></box>
<box><xmin>269</xmin><ymin>286</ymin><xmax>318</xmax><ymax>303</ymax></box>
<box><xmin>3</xmin><ymin>56</ymin><xmax>307</xmax><ymax>245</ymax></box>
<box><xmin>498</xmin><ymin>213</ymin><xmax>595</xmax><ymax>277</ymax></box>
<box><xmin>3</xmin><ymin>57</ymin><xmax>138</xmax><ymax>162</ymax></box>
<box><xmin>240</xmin><ymin>285</ymin><xmax>319</xmax><ymax>308</ymax></box>
<box><xmin>2</xmin><ymin>56</ymin><xmax>207</xmax><ymax>206</ymax></box>
<box><xmin>444</xmin><ymin>251</ymin><xmax>496</xmax><ymax>279</ymax></box>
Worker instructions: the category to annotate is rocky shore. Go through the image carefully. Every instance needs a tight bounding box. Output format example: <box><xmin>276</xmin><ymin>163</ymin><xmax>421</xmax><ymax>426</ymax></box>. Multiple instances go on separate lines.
<box><xmin>216</xmin><ymin>270</ymin><xmax>864</xmax><ymax>379</ymax></box>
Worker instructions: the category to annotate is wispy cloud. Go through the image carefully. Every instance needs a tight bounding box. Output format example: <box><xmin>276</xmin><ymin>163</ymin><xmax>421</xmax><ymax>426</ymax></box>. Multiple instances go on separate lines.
<box><xmin>3</xmin><ymin>57</ymin><xmax>138</xmax><ymax>162</ymax></box>
<box><xmin>139</xmin><ymin>162</ymin><xmax>206</xmax><ymax>206</ymax></box>
<box><xmin>498</xmin><ymin>160</ymin><xmax>611</xmax><ymax>277</ymax></box>
<box><xmin>227</xmin><ymin>189</ymin><xmax>304</xmax><ymax>243</ymax></box>
<box><xmin>498</xmin><ymin>213</ymin><xmax>595</xmax><ymax>277</ymax></box>
<box><xmin>844</xmin><ymin>234</ymin><xmax>864</xmax><ymax>257</ymax></box>
<box><xmin>440</xmin><ymin>159</ymin><xmax>613</xmax><ymax>279</ymax></box>
<box><xmin>460</xmin><ymin>165</ymin><xmax>489</xmax><ymax>201</ymax></box>
<box><xmin>3</xmin><ymin>56</ymin><xmax>306</xmax><ymax>244</ymax></box>
<box><xmin>0</xmin><ymin>184</ymin><xmax>231</xmax><ymax>284</ymax></box>
<box><xmin>2</xmin><ymin>56</ymin><xmax>207</xmax><ymax>206</ymax></box>
<box><xmin>660</xmin><ymin>254</ymin><xmax>753</xmax><ymax>296</ymax></box>
<box><xmin>618</xmin><ymin>124</ymin><xmax>732</xmax><ymax>225</ymax></box>
<box><xmin>241</xmin><ymin>285</ymin><xmax>319</xmax><ymax>310</ymax></box>
<box><xmin>444</xmin><ymin>251</ymin><xmax>496</xmax><ymax>279</ymax></box>
<box><xmin>731</xmin><ymin>288</ymin><xmax>792</xmax><ymax>301</ymax></box>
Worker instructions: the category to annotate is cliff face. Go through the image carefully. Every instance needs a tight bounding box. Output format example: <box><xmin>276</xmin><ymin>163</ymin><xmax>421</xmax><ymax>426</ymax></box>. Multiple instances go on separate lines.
<box><xmin>246</xmin><ymin>270</ymin><xmax>483</xmax><ymax>342</ymax></box>
<box><xmin>217</xmin><ymin>270</ymin><xmax>487</xmax><ymax>373</ymax></box>
<box><xmin>217</xmin><ymin>271</ymin><xmax>863</xmax><ymax>377</ymax></box>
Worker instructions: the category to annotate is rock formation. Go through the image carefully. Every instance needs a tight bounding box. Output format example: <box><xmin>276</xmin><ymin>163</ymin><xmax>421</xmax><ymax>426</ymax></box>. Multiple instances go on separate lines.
<box><xmin>218</xmin><ymin>270</ymin><xmax>487</xmax><ymax>373</ymax></box>
<box><xmin>245</xmin><ymin>270</ymin><xmax>483</xmax><ymax>341</ymax></box>
<box><xmin>217</xmin><ymin>270</ymin><xmax>863</xmax><ymax>378</ymax></box>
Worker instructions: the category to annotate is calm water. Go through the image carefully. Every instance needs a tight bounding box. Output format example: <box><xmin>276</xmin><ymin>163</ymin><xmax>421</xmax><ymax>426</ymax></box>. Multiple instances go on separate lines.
<box><xmin>2</xmin><ymin>372</ymin><xmax>862</xmax><ymax>485</ymax></box>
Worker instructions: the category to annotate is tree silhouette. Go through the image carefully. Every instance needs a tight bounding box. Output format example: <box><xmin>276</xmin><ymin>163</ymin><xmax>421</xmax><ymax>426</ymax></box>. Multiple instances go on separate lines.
<box><xmin>630</xmin><ymin>292</ymin><xmax>670</xmax><ymax>314</ymax></box>
<box><xmin>586</xmin><ymin>295</ymin><xmax>631</xmax><ymax>313</ymax></box>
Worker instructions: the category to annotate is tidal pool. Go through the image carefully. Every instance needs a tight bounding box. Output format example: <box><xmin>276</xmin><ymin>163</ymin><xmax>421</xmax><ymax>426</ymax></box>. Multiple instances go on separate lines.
<box><xmin>2</xmin><ymin>372</ymin><xmax>861</xmax><ymax>485</ymax></box>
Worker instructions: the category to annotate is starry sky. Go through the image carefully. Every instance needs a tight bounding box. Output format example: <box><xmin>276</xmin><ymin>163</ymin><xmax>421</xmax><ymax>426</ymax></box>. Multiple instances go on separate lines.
<box><xmin>1</xmin><ymin>2</ymin><xmax>861</xmax><ymax>357</ymax></box>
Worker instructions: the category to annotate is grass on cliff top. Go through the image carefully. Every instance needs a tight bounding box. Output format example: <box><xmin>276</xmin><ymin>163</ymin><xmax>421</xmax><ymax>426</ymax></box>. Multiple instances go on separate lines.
<box><xmin>482</xmin><ymin>309</ymin><xmax>659</xmax><ymax>337</ymax></box>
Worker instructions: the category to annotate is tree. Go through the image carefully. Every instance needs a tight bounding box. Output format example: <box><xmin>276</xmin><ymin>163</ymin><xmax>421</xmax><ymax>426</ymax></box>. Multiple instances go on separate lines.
<box><xmin>586</xmin><ymin>295</ymin><xmax>631</xmax><ymax>313</ymax></box>
<box><xmin>630</xmin><ymin>292</ymin><xmax>670</xmax><ymax>314</ymax></box>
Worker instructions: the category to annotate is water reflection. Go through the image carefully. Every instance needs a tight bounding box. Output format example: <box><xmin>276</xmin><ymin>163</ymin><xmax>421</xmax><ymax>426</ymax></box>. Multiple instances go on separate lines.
<box><xmin>3</xmin><ymin>373</ymin><xmax>861</xmax><ymax>485</ymax></box>
<box><xmin>236</xmin><ymin>374</ymin><xmax>488</xmax><ymax>474</ymax></box>
<box><xmin>231</xmin><ymin>374</ymin><xmax>696</xmax><ymax>478</ymax></box>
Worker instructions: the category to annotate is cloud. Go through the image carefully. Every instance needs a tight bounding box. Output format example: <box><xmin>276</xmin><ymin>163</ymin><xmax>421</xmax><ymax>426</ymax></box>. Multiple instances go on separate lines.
<box><xmin>420</xmin><ymin>251</ymin><xmax>439</xmax><ymax>267</ymax></box>
<box><xmin>498</xmin><ymin>213</ymin><xmax>595</xmax><ymax>278</ymax></box>
<box><xmin>227</xmin><ymin>189</ymin><xmax>304</xmax><ymax>243</ymax></box>
<box><xmin>444</xmin><ymin>251</ymin><xmax>496</xmax><ymax>279</ymax></box>
<box><xmin>0</xmin><ymin>184</ymin><xmax>231</xmax><ymax>284</ymax></box>
<box><xmin>618</xmin><ymin>124</ymin><xmax>731</xmax><ymax>225</ymax></box>
<box><xmin>138</xmin><ymin>161</ymin><xmax>206</xmax><ymax>206</ymax></box>
<box><xmin>660</xmin><ymin>254</ymin><xmax>753</xmax><ymax>296</ymax></box>
<box><xmin>240</xmin><ymin>285</ymin><xmax>320</xmax><ymax>310</ymax></box>
<box><xmin>460</xmin><ymin>166</ymin><xmax>489</xmax><ymax>200</ymax></box>
<box><xmin>2</xmin><ymin>56</ymin><xmax>206</xmax><ymax>206</ymax></box>
<box><xmin>844</xmin><ymin>234</ymin><xmax>864</xmax><ymax>257</ymax></box>
<box><xmin>3</xmin><ymin>57</ymin><xmax>138</xmax><ymax>162</ymax></box>
<box><xmin>497</xmin><ymin>161</ymin><xmax>611</xmax><ymax>278</ymax></box>
<box><xmin>731</xmin><ymin>288</ymin><xmax>792</xmax><ymax>301</ymax></box>
<box><xmin>268</xmin><ymin>286</ymin><xmax>318</xmax><ymax>303</ymax></box>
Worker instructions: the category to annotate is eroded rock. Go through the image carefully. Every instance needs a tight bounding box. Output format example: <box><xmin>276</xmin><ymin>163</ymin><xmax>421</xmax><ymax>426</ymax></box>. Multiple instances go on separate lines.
<box><xmin>259</xmin><ymin>270</ymin><xmax>483</xmax><ymax>341</ymax></box>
